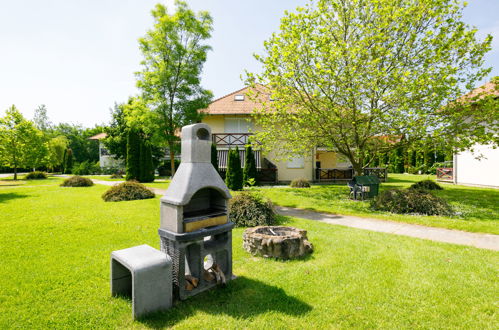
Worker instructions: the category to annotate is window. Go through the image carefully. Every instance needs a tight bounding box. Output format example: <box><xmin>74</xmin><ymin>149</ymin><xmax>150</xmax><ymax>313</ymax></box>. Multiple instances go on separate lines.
<box><xmin>287</xmin><ymin>156</ymin><xmax>305</xmax><ymax>169</ymax></box>
<box><xmin>224</xmin><ymin>118</ymin><xmax>253</xmax><ymax>133</ymax></box>
<box><xmin>234</xmin><ymin>94</ymin><xmax>245</xmax><ymax>101</ymax></box>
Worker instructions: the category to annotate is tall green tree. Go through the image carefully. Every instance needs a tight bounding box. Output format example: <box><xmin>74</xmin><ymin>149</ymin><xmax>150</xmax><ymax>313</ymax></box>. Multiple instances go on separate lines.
<box><xmin>225</xmin><ymin>147</ymin><xmax>243</xmax><ymax>191</ymax></box>
<box><xmin>64</xmin><ymin>149</ymin><xmax>73</xmax><ymax>174</ymax></box>
<box><xmin>0</xmin><ymin>106</ymin><xmax>43</xmax><ymax>179</ymax></box>
<box><xmin>139</xmin><ymin>140</ymin><xmax>155</xmax><ymax>183</ymax></box>
<box><xmin>243</xmin><ymin>145</ymin><xmax>258</xmax><ymax>186</ymax></box>
<box><xmin>211</xmin><ymin>143</ymin><xmax>219</xmax><ymax>172</ymax></box>
<box><xmin>136</xmin><ymin>1</ymin><xmax>213</xmax><ymax>176</ymax></box>
<box><xmin>247</xmin><ymin>0</ymin><xmax>493</xmax><ymax>175</ymax></box>
<box><xmin>103</xmin><ymin>102</ymin><xmax>128</xmax><ymax>161</ymax></box>
<box><xmin>46</xmin><ymin>136</ymin><xmax>69</xmax><ymax>172</ymax></box>
<box><xmin>126</xmin><ymin>129</ymin><xmax>141</xmax><ymax>181</ymax></box>
<box><xmin>33</xmin><ymin>104</ymin><xmax>52</xmax><ymax>131</ymax></box>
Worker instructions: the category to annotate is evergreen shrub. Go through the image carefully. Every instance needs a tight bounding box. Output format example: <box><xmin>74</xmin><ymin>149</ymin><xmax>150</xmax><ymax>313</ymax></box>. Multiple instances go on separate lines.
<box><xmin>24</xmin><ymin>171</ymin><xmax>48</xmax><ymax>179</ymax></box>
<box><xmin>60</xmin><ymin>176</ymin><xmax>94</xmax><ymax>187</ymax></box>
<box><xmin>225</xmin><ymin>147</ymin><xmax>243</xmax><ymax>190</ymax></box>
<box><xmin>409</xmin><ymin>180</ymin><xmax>443</xmax><ymax>191</ymax></box>
<box><xmin>229</xmin><ymin>192</ymin><xmax>276</xmax><ymax>227</ymax></box>
<box><xmin>371</xmin><ymin>189</ymin><xmax>452</xmax><ymax>216</ymax></box>
<box><xmin>243</xmin><ymin>145</ymin><xmax>258</xmax><ymax>186</ymax></box>
<box><xmin>102</xmin><ymin>181</ymin><xmax>155</xmax><ymax>202</ymax></box>
<box><xmin>290</xmin><ymin>178</ymin><xmax>310</xmax><ymax>188</ymax></box>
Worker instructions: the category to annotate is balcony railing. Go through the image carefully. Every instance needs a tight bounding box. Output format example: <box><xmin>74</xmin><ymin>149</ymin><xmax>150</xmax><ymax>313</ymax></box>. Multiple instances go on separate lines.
<box><xmin>436</xmin><ymin>168</ymin><xmax>454</xmax><ymax>182</ymax></box>
<box><xmin>212</xmin><ymin>133</ymin><xmax>258</xmax><ymax>147</ymax></box>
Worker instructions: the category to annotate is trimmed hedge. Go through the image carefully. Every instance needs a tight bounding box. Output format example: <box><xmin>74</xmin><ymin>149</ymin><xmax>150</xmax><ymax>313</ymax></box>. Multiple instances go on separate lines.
<box><xmin>24</xmin><ymin>171</ymin><xmax>47</xmax><ymax>179</ymax></box>
<box><xmin>371</xmin><ymin>189</ymin><xmax>452</xmax><ymax>216</ymax></box>
<box><xmin>102</xmin><ymin>181</ymin><xmax>155</xmax><ymax>202</ymax></box>
<box><xmin>60</xmin><ymin>176</ymin><xmax>94</xmax><ymax>187</ymax></box>
<box><xmin>409</xmin><ymin>180</ymin><xmax>443</xmax><ymax>191</ymax></box>
<box><xmin>290</xmin><ymin>178</ymin><xmax>310</xmax><ymax>188</ymax></box>
<box><xmin>229</xmin><ymin>192</ymin><xmax>275</xmax><ymax>227</ymax></box>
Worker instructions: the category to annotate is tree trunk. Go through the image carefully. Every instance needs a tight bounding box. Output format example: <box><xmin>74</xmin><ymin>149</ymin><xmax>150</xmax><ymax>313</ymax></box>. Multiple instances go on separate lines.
<box><xmin>169</xmin><ymin>141</ymin><xmax>176</xmax><ymax>176</ymax></box>
<box><xmin>14</xmin><ymin>167</ymin><xmax>17</xmax><ymax>180</ymax></box>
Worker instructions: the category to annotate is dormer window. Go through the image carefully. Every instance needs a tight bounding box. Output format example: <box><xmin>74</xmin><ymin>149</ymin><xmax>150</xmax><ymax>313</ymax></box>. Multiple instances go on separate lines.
<box><xmin>234</xmin><ymin>94</ymin><xmax>245</xmax><ymax>101</ymax></box>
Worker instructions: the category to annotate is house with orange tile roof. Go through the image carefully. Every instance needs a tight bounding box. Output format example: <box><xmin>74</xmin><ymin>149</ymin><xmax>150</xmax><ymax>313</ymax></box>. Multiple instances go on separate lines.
<box><xmin>88</xmin><ymin>132</ymin><xmax>124</xmax><ymax>169</ymax></box>
<box><xmin>199</xmin><ymin>85</ymin><xmax>353</xmax><ymax>183</ymax></box>
<box><xmin>447</xmin><ymin>78</ymin><xmax>499</xmax><ymax>188</ymax></box>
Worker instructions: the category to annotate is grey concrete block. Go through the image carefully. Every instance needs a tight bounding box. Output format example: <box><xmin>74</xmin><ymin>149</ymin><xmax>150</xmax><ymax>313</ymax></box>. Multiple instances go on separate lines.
<box><xmin>111</xmin><ymin>244</ymin><xmax>172</xmax><ymax>319</ymax></box>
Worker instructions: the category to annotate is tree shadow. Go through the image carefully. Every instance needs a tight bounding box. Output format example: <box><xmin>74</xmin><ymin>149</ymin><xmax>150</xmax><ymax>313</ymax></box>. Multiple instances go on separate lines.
<box><xmin>138</xmin><ymin>276</ymin><xmax>312</xmax><ymax>328</ymax></box>
<box><xmin>0</xmin><ymin>192</ymin><xmax>29</xmax><ymax>203</ymax></box>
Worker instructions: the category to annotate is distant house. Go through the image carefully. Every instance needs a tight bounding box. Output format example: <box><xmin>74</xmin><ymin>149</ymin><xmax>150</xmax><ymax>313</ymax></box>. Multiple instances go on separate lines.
<box><xmin>88</xmin><ymin>133</ymin><xmax>124</xmax><ymax>169</ymax></box>
<box><xmin>199</xmin><ymin>85</ymin><xmax>353</xmax><ymax>183</ymax></box>
<box><xmin>449</xmin><ymin>79</ymin><xmax>499</xmax><ymax>188</ymax></box>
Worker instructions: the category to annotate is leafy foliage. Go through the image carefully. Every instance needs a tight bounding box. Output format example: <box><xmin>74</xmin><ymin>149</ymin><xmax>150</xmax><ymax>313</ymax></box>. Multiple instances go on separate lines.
<box><xmin>225</xmin><ymin>147</ymin><xmax>243</xmax><ymax>190</ymax></box>
<box><xmin>229</xmin><ymin>192</ymin><xmax>276</xmax><ymax>227</ymax></box>
<box><xmin>211</xmin><ymin>143</ymin><xmax>219</xmax><ymax>172</ymax></box>
<box><xmin>0</xmin><ymin>105</ymin><xmax>45</xmax><ymax>179</ymax></box>
<box><xmin>371</xmin><ymin>189</ymin><xmax>452</xmax><ymax>216</ymax></box>
<box><xmin>243</xmin><ymin>145</ymin><xmax>257</xmax><ymax>186</ymax></box>
<box><xmin>72</xmin><ymin>161</ymin><xmax>101</xmax><ymax>175</ymax></box>
<box><xmin>247</xmin><ymin>0</ymin><xmax>493</xmax><ymax>175</ymax></box>
<box><xmin>409</xmin><ymin>180</ymin><xmax>443</xmax><ymax>191</ymax></box>
<box><xmin>60</xmin><ymin>176</ymin><xmax>94</xmax><ymax>187</ymax></box>
<box><xmin>64</xmin><ymin>149</ymin><xmax>73</xmax><ymax>174</ymax></box>
<box><xmin>24</xmin><ymin>171</ymin><xmax>48</xmax><ymax>179</ymax></box>
<box><xmin>102</xmin><ymin>181</ymin><xmax>155</xmax><ymax>202</ymax></box>
<box><xmin>126</xmin><ymin>129</ymin><xmax>141</xmax><ymax>181</ymax></box>
<box><xmin>290</xmin><ymin>178</ymin><xmax>310</xmax><ymax>188</ymax></box>
<box><xmin>135</xmin><ymin>2</ymin><xmax>213</xmax><ymax>175</ymax></box>
<box><xmin>139</xmin><ymin>140</ymin><xmax>154</xmax><ymax>183</ymax></box>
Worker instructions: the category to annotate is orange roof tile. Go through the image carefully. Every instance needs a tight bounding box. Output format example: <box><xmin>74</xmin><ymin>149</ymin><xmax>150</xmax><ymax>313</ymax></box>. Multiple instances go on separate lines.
<box><xmin>200</xmin><ymin>84</ymin><xmax>271</xmax><ymax>115</ymax></box>
<box><xmin>88</xmin><ymin>132</ymin><xmax>107</xmax><ymax>140</ymax></box>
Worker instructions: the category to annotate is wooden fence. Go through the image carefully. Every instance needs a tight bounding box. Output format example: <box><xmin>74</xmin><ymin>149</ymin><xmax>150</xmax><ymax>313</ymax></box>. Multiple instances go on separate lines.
<box><xmin>436</xmin><ymin>168</ymin><xmax>454</xmax><ymax>182</ymax></box>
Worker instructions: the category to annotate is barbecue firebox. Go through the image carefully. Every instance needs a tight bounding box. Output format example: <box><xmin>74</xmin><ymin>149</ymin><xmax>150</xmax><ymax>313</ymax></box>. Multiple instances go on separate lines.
<box><xmin>158</xmin><ymin>123</ymin><xmax>235</xmax><ymax>300</ymax></box>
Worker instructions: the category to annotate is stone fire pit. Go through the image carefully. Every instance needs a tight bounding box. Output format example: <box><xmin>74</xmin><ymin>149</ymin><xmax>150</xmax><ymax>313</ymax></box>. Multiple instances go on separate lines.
<box><xmin>243</xmin><ymin>226</ymin><xmax>313</xmax><ymax>259</ymax></box>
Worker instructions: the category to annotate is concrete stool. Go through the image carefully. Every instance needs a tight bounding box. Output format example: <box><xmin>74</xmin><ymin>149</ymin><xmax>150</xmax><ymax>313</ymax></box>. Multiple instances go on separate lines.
<box><xmin>111</xmin><ymin>244</ymin><xmax>172</xmax><ymax>319</ymax></box>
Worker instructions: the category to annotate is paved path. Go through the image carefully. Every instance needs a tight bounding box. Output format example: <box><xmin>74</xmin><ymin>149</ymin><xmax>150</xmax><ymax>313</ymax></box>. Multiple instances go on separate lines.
<box><xmin>276</xmin><ymin>206</ymin><xmax>499</xmax><ymax>251</ymax></box>
<box><xmin>88</xmin><ymin>178</ymin><xmax>499</xmax><ymax>251</ymax></box>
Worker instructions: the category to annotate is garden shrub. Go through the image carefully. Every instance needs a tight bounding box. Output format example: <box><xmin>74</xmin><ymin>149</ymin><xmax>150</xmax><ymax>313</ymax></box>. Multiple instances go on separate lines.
<box><xmin>102</xmin><ymin>181</ymin><xmax>155</xmax><ymax>202</ymax></box>
<box><xmin>229</xmin><ymin>192</ymin><xmax>275</xmax><ymax>227</ymax></box>
<box><xmin>60</xmin><ymin>176</ymin><xmax>94</xmax><ymax>187</ymax></box>
<box><xmin>24</xmin><ymin>171</ymin><xmax>47</xmax><ymax>179</ymax></box>
<box><xmin>409</xmin><ymin>180</ymin><xmax>443</xmax><ymax>191</ymax></box>
<box><xmin>110</xmin><ymin>173</ymin><xmax>123</xmax><ymax>179</ymax></box>
<box><xmin>371</xmin><ymin>189</ymin><xmax>452</xmax><ymax>216</ymax></box>
<box><xmin>290</xmin><ymin>178</ymin><xmax>310</xmax><ymax>188</ymax></box>
<box><xmin>225</xmin><ymin>147</ymin><xmax>243</xmax><ymax>190</ymax></box>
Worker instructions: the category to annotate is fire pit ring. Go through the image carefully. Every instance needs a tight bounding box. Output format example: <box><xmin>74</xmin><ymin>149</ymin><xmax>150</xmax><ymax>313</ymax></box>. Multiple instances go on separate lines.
<box><xmin>243</xmin><ymin>226</ymin><xmax>313</xmax><ymax>259</ymax></box>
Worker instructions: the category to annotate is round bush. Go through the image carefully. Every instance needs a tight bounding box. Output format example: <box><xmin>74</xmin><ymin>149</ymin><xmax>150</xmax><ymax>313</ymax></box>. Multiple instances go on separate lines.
<box><xmin>229</xmin><ymin>192</ymin><xmax>276</xmax><ymax>227</ymax></box>
<box><xmin>24</xmin><ymin>171</ymin><xmax>47</xmax><ymax>179</ymax></box>
<box><xmin>60</xmin><ymin>176</ymin><xmax>94</xmax><ymax>187</ymax></box>
<box><xmin>110</xmin><ymin>173</ymin><xmax>123</xmax><ymax>179</ymax></box>
<box><xmin>290</xmin><ymin>178</ymin><xmax>310</xmax><ymax>188</ymax></box>
<box><xmin>102</xmin><ymin>181</ymin><xmax>155</xmax><ymax>202</ymax></box>
<box><xmin>371</xmin><ymin>189</ymin><xmax>452</xmax><ymax>216</ymax></box>
<box><xmin>409</xmin><ymin>180</ymin><xmax>443</xmax><ymax>191</ymax></box>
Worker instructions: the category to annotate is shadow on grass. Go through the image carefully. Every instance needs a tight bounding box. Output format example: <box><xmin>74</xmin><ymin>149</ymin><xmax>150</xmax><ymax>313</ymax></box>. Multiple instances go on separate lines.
<box><xmin>0</xmin><ymin>192</ymin><xmax>29</xmax><ymax>203</ymax></box>
<box><xmin>138</xmin><ymin>276</ymin><xmax>312</xmax><ymax>328</ymax></box>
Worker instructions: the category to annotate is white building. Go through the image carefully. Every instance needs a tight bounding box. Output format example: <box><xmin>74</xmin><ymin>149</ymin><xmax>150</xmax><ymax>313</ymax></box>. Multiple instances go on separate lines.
<box><xmin>88</xmin><ymin>133</ymin><xmax>124</xmax><ymax>169</ymax></box>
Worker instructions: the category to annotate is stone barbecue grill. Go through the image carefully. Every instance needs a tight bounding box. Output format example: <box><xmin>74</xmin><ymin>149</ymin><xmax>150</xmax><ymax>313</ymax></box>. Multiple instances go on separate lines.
<box><xmin>158</xmin><ymin>123</ymin><xmax>235</xmax><ymax>300</ymax></box>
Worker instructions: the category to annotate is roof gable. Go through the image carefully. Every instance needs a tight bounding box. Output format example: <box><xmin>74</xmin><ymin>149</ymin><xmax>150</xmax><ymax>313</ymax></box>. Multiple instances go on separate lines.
<box><xmin>200</xmin><ymin>85</ymin><xmax>270</xmax><ymax>115</ymax></box>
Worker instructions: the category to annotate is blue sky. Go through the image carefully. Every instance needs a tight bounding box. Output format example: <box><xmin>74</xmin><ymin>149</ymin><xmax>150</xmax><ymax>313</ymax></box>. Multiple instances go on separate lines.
<box><xmin>0</xmin><ymin>0</ymin><xmax>497</xmax><ymax>127</ymax></box>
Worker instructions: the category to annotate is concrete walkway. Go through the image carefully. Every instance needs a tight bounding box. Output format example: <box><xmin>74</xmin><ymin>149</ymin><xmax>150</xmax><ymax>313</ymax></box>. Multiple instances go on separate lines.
<box><xmin>89</xmin><ymin>178</ymin><xmax>499</xmax><ymax>252</ymax></box>
<box><xmin>276</xmin><ymin>206</ymin><xmax>499</xmax><ymax>251</ymax></box>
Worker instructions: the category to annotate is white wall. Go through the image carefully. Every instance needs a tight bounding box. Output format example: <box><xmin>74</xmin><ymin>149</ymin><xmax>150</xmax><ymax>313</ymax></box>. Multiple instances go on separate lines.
<box><xmin>455</xmin><ymin>144</ymin><xmax>499</xmax><ymax>188</ymax></box>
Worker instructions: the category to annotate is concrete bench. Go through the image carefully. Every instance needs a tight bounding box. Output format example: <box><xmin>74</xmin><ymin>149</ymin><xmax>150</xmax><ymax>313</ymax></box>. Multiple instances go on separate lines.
<box><xmin>111</xmin><ymin>244</ymin><xmax>172</xmax><ymax>319</ymax></box>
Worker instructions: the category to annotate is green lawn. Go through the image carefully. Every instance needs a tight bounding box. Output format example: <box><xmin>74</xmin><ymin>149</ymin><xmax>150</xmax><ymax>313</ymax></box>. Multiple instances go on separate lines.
<box><xmin>251</xmin><ymin>174</ymin><xmax>499</xmax><ymax>234</ymax></box>
<box><xmin>0</xmin><ymin>180</ymin><xmax>497</xmax><ymax>328</ymax></box>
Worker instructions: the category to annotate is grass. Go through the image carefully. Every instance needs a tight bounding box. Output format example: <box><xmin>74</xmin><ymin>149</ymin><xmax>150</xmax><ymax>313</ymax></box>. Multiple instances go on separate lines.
<box><xmin>251</xmin><ymin>174</ymin><xmax>499</xmax><ymax>234</ymax></box>
<box><xmin>0</xmin><ymin>180</ymin><xmax>498</xmax><ymax>328</ymax></box>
